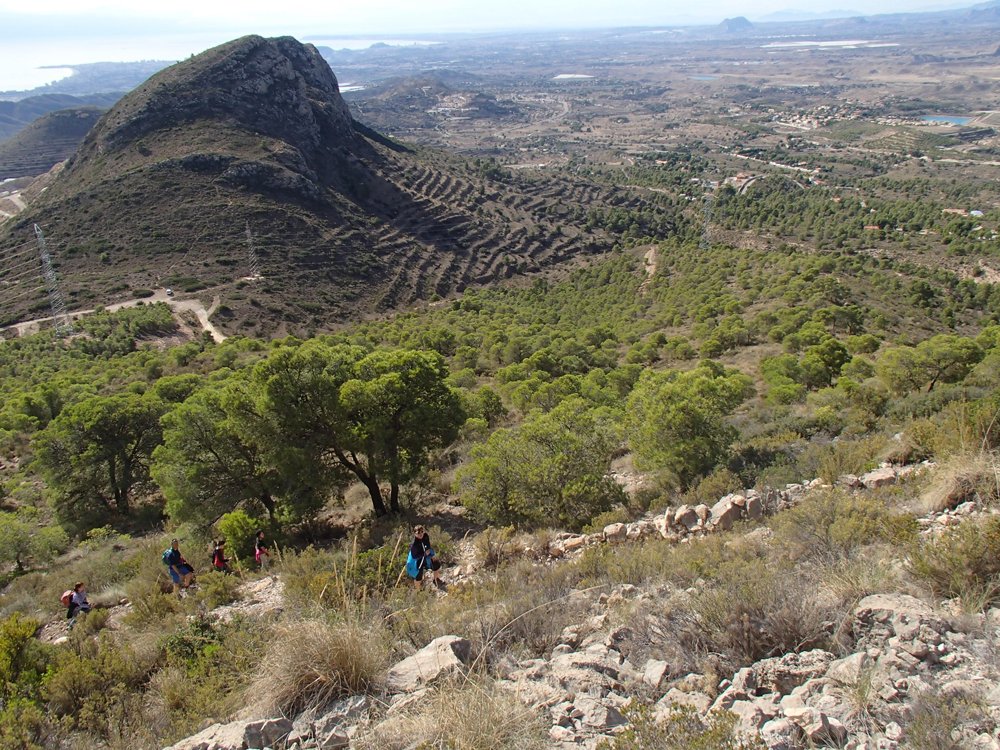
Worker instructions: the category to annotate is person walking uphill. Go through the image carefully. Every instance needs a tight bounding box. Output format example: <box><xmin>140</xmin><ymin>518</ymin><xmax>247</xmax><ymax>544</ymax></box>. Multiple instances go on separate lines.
<box><xmin>406</xmin><ymin>525</ymin><xmax>443</xmax><ymax>590</ymax></box>
<box><xmin>212</xmin><ymin>540</ymin><xmax>230</xmax><ymax>574</ymax></box>
<box><xmin>65</xmin><ymin>581</ymin><xmax>91</xmax><ymax>628</ymax></box>
<box><xmin>254</xmin><ymin>530</ymin><xmax>270</xmax><ymax>571</ymax></box>
<box><xmin>163</xmin><ymin>538</ymin><xmax>195</xmax><ymax>593</ymax></box>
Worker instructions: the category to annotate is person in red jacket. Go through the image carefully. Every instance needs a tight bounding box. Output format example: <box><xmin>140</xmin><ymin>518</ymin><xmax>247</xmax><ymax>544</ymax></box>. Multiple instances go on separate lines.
<box><xmin>212</xmin><ymin>540</ymin><xmax>230</xmax><ymax>574</ymax></box>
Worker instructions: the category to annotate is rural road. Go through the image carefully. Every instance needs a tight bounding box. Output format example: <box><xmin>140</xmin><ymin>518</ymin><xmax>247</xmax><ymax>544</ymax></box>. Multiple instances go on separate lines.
<box><xmin>2</xmin><ymin>288</ymin><xmax>228</xmax><ymax>342</ymax></box>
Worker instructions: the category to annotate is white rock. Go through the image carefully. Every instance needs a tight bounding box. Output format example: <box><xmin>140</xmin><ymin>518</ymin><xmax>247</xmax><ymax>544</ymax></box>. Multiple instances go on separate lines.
<box><xmin>642</xmin><ymin>659</ymin><xmax>669</xmax><ymax>690</ymax></box>
<box><xmin>674</xmin><ymin>505</ymin><xmax>699</xmax><ymax>530</ymax></box>
<box><xmin>760</xmin><ymin>718</ymin><xmax>801</xmax><ymax>750</ymax></box>
<box><xmin>385</xmin><ymin>635</ymin><xmax>472</xmax><ymax>693</ymax></box>
<box><xmin>826</xmin><ymin>652</ymin><xmax>870</xmax><ymax>686</ymax></box>
<box><xmin>656</xmin><ymin>687</ymin><xmax>711</xmax><ymax>714</ymax></box>
<box><xmin>709</xmin><ymin>497</ymin><xmax>742</xmax><ymax>531</ymax></box>
<box><xmin>861</xmin><ymin>467</ymin><xmax>897</xmax><ymax>489</ymax></box>
<box><xmin>603</xmin><ymin>523</ymin><xmax>627</xmax><ymax>542</ymax></box>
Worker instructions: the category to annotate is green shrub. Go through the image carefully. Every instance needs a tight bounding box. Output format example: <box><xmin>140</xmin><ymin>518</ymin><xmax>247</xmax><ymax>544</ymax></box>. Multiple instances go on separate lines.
<box><xmin>458</xmin><ymin>398</ymin><xmax>624</xmax><ymax>530</ymax></box>
<box><xmin>598</xmin><ymin>703</ymin><xmax>764</xmax><ymax>749</ymax></box>
<box><xmin>81</xmin><ymin>526</ymin><xmax>132</xmax><ymax>551</ymax></box>
<box><xmin>679</xmin><ymin>554</ymin><xmax>842</xmax><ymax>669</ymax></box>
<box><xmin>679</xmin><ymin>467</ymin><xmax>744</xmax><ymax>508</ymax></box>
<box><xmin>0</xmin><ymin>613</ymin><xmax>51</xmax><ymax>706</ymax></box>
<box><xmin>193</xmin><ymin>571</ymin><xmax>242</xmax><ymax>609</ymax></box>
<box><xmin>43</xmin><ymin>634</ymin><xmax>154</xmax><ymax>739</ymax></box>
<box><xmin>773</xmin><ymin>488</ymin><xmax>917</xmax><ymax>561</ymax></box>
<box><xmin>216</xmin><ymin>510</ymin><xmax>263</xmax><ymax>564</ymax></box>
<box><xmin>122</xmin><ymin>549</ymin><xmax>182</xmax><ymax>628</ymax></box>
<box><xmin>0</xmin><ymin>697</ymin><xmax>60</xmax><ymax>750</ymax></box>
<box><xmin>152</xmin><ymin>615</ymin><xmax>268</xmax><ymax>738</ymax></box>
<box><xmin>906</xmin><ymin>686</ymin><xmax>994</xmax><ymax>750</ymax></box>
<box><xmin>909</xmin><ymin>515</ymin><xmax>1000</xmax><ymax>609</ymax></box>
<box><xmin>583</xmin><ymin>507</ymin><xmax>632</xmax><ymax>534</ymax></box>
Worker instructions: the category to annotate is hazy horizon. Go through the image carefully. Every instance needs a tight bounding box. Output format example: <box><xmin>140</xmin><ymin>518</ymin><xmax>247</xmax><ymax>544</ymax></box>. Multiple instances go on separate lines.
<box><xmin>0</xmin><ymin>0</ymin><xmax>983</xmax><ymax>39</ymax></box>
<box><xmin>0</xmin><ymin>0</ymin><xmax>987</xmax><ymax>92</ymax></box>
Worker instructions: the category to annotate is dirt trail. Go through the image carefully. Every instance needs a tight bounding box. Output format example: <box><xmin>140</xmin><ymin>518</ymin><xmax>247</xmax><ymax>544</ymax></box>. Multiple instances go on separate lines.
<box><xmin>638</xmin><ymin>245</ymin><xmax>657</xmax><ymax>295</ymax></box>
<box><xmin>2</xmin><ymin>289</ymin><xmax>228</xmax><ymax>342</ymax></box>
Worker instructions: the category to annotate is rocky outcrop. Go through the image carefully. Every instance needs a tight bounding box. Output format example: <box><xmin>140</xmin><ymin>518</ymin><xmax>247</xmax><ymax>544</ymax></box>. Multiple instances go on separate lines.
<box><xmin>385</xmin><ymin>635</ymin><xmax>473</xmax><ymax>693</ymax></box>
<box><xmin>164</xmin><ymin>717</ymin><xmax>293</xmax><ymax>750</ymax></box>
<box><xmin>83</xmin><ymin>36</ymin><xmax>356</xmax><ymax>160</ymax></box>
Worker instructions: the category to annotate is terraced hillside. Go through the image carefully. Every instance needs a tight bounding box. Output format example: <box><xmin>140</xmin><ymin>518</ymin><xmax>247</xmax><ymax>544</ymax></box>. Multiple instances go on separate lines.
<box><xmin>0</xmin><ymin>93</ymin><xmax>119</xmax><ymax>140</ymax></box>
<box><xmin>0</xmin><ymin>36</ymin><xmax>671</xmax><ymax>336</ymax></box>
<box><xmin>0</xmin><ymin>107</ymin><xmax>104</xmax><ymax>179</ymax></box>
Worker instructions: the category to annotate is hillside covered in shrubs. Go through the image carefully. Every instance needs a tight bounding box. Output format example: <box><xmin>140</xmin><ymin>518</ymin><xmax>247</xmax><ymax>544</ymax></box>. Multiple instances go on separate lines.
<box><xmin>4</xmin><ymin>226</ymin><xmax>1000</xmax><ymax>747</ymax></box>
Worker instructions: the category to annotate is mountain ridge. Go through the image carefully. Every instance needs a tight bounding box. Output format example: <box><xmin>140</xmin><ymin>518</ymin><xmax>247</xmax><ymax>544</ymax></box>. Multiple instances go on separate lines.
<box><xmin>0</xmin><ymin>35</ymin><xmax>656</xmax><ymax>335</ymax></box>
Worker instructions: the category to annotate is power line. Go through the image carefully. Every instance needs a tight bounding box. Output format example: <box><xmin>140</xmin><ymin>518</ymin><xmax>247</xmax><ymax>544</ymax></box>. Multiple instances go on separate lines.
<box><xmin>34</xmin><ymin>224</ymin><xmax>73</xmax><ymax>337</ymax></box>
<box><xmin>245</xmin><ymin>223</ymin><xmax>263</xmax><ymax>280</ymax></box>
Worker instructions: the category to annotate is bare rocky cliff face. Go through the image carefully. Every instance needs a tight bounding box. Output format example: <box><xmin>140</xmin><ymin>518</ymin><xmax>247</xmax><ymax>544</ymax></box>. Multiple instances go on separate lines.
<box><xmin>65</xmin><ymin>35</ymin><xmax>367</xmax><ymax>199</ymax></box>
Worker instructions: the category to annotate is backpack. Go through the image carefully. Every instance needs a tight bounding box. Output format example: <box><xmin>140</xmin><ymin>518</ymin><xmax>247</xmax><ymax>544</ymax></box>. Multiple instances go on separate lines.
<box><xmin>60</xmin><ymin>590</ymin><xmax>74</xmax><ymax>607</ymax></box>
<box><xmin>162</xmin><ymin>548</ymin><xmax>174</xmax><ymax>566</ymax></box>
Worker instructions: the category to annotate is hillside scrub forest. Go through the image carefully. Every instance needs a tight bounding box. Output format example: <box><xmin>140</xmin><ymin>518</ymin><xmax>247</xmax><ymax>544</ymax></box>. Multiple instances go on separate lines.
<box><xmin>4</xmin><ymin>144</ymin><xmax>1000</xmax><ymax>748</ymax></box>
<box><xmin>0</xmin><ymin>216</ymin><xmax>1000</xmax><ymax>747</ymax></box>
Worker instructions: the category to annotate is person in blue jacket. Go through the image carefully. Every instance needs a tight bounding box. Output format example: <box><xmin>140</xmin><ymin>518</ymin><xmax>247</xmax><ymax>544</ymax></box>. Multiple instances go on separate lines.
<box><xmin>406</xmin><ymin>525</ymin><xmax>443</xmax><ymax>590</ymax></box>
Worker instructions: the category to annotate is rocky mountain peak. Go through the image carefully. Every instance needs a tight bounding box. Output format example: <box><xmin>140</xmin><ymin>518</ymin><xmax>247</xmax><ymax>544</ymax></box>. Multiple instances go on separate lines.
<box><xmin>76</xmin><ymin>35</ymin><xmax>358</xmax><ymax>168</ymax></box>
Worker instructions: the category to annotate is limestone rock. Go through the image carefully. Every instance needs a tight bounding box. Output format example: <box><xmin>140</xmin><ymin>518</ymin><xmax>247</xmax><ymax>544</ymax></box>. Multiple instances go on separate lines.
<box><xmin>656</xmin><ymin>687</ymin><xmax>711</xmax><ymax>714</ymax></box>
<box><xmin>549</xmin><ymin>645</ymin><xmax>626</xmax><ymax>695</ymax></box>
<box><xmin>386</xmin><ymin>635</ymin><xmax>472</xmax><ymax>693</ymax></box>
<box><xmin>760</xmin><ymin>717</ymin><xmax>802</xmax><ymax>750</ymax></box>
<box><xmin>860</xmin><ymin>467</ymin><xmax>897</xmax><ymax>489</ymax></box>
<box><xmin>574</xmin><ymin>694</ymin><xmax>626</xmax><ymax>730</ymax></box>
<box><xmin>826</xmin><ymin>652</ymin><xmax>871</xmax><ymax>686</ymax></box>
<box><xmin>754</xmin><ymin>650</ymin><xmax>835</xmax><ymax>695</ymax></box>
<box><xmin>603</xmin><ymin>523</ymin><xmax>627</xmax><ymax>543</ymax></box>
<box><xmin>674</xmin><ymin>505</ymin><xmax>699</xmax><ymax>530</ymax></box>
<box><xmin>709</xmin><ymin>496</ymin><xmax>742</xmax><ymax>531</ymax></box>
<box><xmin>642</xmin><ymin>659</ymin><xmax>669</xmax><ymax>690</ymax></box>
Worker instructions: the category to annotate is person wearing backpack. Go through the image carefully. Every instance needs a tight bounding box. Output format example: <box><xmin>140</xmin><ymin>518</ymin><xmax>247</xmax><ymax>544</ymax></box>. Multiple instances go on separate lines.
<box><xmin>211</xmin><ymin>540</ymin><xmax>230</xmax><ymax>574</ymax></box>
<box><xmin>163</xmin><ymin>539</ymin><xmax>195</xmax><ymax>592</ymax></box>
<box><xmin>254</xmin><ymin>530</ymin><xmax>270</xmax><ymax>571</ymax></box>
<box><xmin>406</xmin><ymin>525</ymin><xmax>443</xmax><ymax>590</ymax></box>
<box><xmin>65</xmin><ymin>581</ymin><xmax>91</xmax><ymax>628</ymax></box>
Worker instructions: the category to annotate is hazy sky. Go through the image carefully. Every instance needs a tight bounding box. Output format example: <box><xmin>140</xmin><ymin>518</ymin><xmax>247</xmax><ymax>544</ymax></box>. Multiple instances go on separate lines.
<box><xmin>0</xmin><ymin>0</ymin><xmax>977</xmax><ymax>35</ymax></box>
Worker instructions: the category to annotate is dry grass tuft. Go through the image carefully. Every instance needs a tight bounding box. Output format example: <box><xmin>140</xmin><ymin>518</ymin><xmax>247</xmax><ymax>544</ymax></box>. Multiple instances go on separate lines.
<box><xmin>915</xmin><ymin>451</ymin><xmax>1000</xmax><ymax>515</ymax></box>
<box><xmin>353</xmin><ymin>678</ymin><xmax>548</xmax><ymax>750</ymax></box>
<box><xmin>249</xmin><ymin>615</ymin><xmax>389</xmax><ymax>716</ymax></box>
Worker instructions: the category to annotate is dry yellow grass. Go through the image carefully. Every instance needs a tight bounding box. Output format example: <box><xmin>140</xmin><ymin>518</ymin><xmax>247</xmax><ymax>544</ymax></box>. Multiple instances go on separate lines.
<box><xmin>353</xmin><ymin>678</ymin><xmax>548</xmax><ymax>750</ymax></box>
<box><xmin>248</xmin><ymin>614</ymin><xmax>390</xmax><ymax>716</ymax></box>
<box><xmin>916</xmin><ymin>452</ymin><xmax>1000</xmax><ymax>515</ymax></box>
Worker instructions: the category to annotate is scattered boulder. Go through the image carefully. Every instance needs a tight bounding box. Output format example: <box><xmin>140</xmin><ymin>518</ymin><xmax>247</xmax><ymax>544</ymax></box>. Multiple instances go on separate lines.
<box><xmin>709</xmin><ymin>495</ymin><xmax>742</xmax><ymax>531</ymax></box>
<box><xmin>642</xmin><ymin>659</ymin><xmax>669</xmax><ymax>691</ymax></box>
<box><xmin>754</xmin><ymin>650</ymin><xmax>835</xmax><ymax>695</ymax></box>
<box><xmin>860</xmin><ymin>467</ymin><xmax>897</xmax><ymax>489</ymax></box>
<box><xmin>386</xmin><ymin>635</ymin><xmax>472</xmax><ymax>693</ymax></box>
<box><xmin>163</xmin><ymin>717</ymin><xmax>293</xmax><ymax>750</ymax></box>
<box><xmin>603</xmin><ymin>523</ymin><xmax>627</xmax><ymax>543</ymax></box>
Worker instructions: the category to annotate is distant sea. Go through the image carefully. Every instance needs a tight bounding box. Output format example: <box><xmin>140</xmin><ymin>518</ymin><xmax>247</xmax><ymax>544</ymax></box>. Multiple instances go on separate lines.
<box><xmin>0</xmin><ymin>33</ymin><xmax>439</xmax><ymax>92</ymax></box>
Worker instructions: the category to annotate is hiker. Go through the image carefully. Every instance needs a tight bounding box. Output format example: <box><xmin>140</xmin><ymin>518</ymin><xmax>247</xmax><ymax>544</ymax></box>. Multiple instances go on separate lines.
<box><xmin>163</xmin><ymin>538</ymin><xmax>195</xmax><ymax>592</ymax></box>
<box><xmin>65</xmin><ymin>581</ymin><xmax>91</xmax><ymax>628</ymax></box>
<box><xmin>254</xmin><ymin>530</ymin><xmax>270</xmax><ymax>570</ymax></box>
<box><xmin>406</xmin><ymin>525</ymin><xmax>443</xmax><ymax>590</ymax></box>
<box><xmin>211</xmin><ymin>539</ymin><xmax>230</xmax><ymax>574</ymax></box>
